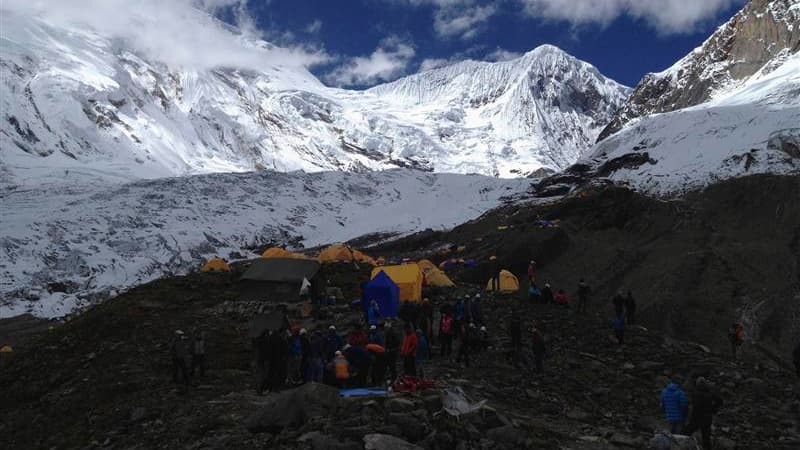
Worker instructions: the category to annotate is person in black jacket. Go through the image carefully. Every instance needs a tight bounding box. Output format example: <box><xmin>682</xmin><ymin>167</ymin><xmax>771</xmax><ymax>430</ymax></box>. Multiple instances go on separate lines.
<box><xmin>384</xmin><ymin>321</ymin><xmax>401</xmax><ymax>381</ymax></box>
<box><xmin>684</xmin><ymin>377</ymin><xmax>723</xmax><ymax>449</ymax></box>
<box><xmin>612</xmin><ymin>291</ymin><xmax>625</xmax><ymax>319</ymax></box>
<box><xmin>577</xmin><ymin>279</ymin><xmax>591</xmax><ymax>313</ymax></box>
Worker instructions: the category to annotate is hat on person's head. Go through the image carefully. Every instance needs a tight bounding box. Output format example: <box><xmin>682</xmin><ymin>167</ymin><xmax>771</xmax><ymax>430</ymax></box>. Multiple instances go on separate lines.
<box><xmin>480</xmin><ymin>326</ymin><xmax>486</xmax><ymax>331</ymax></box>
<box><xmin>335</xmin><ymin>350</ymin><xmax>343</xmax><ymax>356</ymax></box>
<box><xmin>175</xmin><ymin>330</ymin><xmax>184</xmax><ymax>335</ymax></box>
<box><xmin>474</xmin><ymin>294</ymin><xmax>480</xmax><ymax>299</ymax></box>
<box><xmin>299</xmin><ymin>328</ymin><xmax>307</xmax><ymax>335</ymax></box>
<box><xmin>385</xmin><ymin>321</ymin><xmax>392</xmax><ymax>328</ymax></box>
<box><xmin>328</xmin><ymin>325</ymin><xmax>336</xmax><ymax>331</ymax></box>
<box><xmin>545</xmin><ymin>283</ymin><xmax>551</xmax><ymax>288</ymax></box>
<box><xmin>343</xmin><ymin>344</ymin><xmax>351</xmax><ymax>351</ymax></box>
<box><xmin>370</xmin><ymin>325</ymin><xmax>377</xmax><ymax>330</ymax></box>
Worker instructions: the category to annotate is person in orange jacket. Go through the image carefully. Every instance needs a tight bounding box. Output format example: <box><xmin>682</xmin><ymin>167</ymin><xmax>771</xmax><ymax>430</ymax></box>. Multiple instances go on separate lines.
<box><xmin>401</xmin><ymin>326</ymin><xmax>418</xmax><ymax>376</ymax></box>
<box><xmin>333</xmin><ymin>350</ymin><xmax>350</xmax><ymax>387</ymax></box>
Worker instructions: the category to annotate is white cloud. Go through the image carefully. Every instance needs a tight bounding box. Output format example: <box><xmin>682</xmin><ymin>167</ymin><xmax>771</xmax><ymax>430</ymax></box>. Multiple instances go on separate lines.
<box><xmin>326</xmin><ymin>36</ymin><xmax>416</xmax><ymax>87</ymax></box>
<box><xmin>433</xmin><ymin>3</ymin><xmax>498</xmax><ymax>40</ymax></box>
<box><xmin>3</xmin><ymin>0</ymin><xmax>332</xmax><ymax>70</ymax></box>
<box><xmin>305</xmin><ymin>19</ymin><xmax>323</xmax><ymax>34</ymax></box>
<box><xmin>519</xmin><ymin>0</ymin><xmax>745</xmax><ymax>34</ymax></box>
<box><xmin>485</xmin><ymin>48</ymin><xmax>522</xmax><ymax>62</ymax></box>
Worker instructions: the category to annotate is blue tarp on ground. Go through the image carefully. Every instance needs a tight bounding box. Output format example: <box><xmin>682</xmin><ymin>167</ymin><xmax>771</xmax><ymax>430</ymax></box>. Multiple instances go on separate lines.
<box><xmin>363</xmin><ymin>271</ymin><xmax>400</xmax><ymax>318</ymax></box>
<box><xmin>340</xmin><ymin>388</ymin><xmax>388</xmax><ymax>397</ymax></box>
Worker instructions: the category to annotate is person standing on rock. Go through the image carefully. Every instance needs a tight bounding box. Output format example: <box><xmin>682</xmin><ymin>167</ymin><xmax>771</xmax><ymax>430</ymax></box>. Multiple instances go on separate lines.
<box><xmin>171</xmin><ymin>330</ymin><xmax>191</xmax><ymax>385</ymax></box>
<box><xmin>531</xmin><ymin>322</ymin><xmax>547</xmax><ymax>373</ymax></box>
<box><xmin>612</xmin><ymin>291</ymin><xmax>625</xmax><ymax>319</ymax></box>
<box><xmin>440</xmin><ymin>309</ymin><xmax>454</xmax><ymax>358</ymax></box>
<box><xmin>794</xmin><ymin>343</ymin><xmax>800</xmax><ymax>378</ymax></box>
<box><xmin>401</xmin><ymin>326</ymin><xmax>418</xmax><ymax>376</ymax></box>
<box><xmin>384</xmin><ymin>321</ymin><xmax>401</xmax><ymax>381</ymax></box>
<box><xmin>190</xmin><ymin>330</ymin><xmax>206</xmax><ymax>378</ymax></box>
<box><xmin>577</xmin><ymin>279</ymin><xmax>591</xmax><ymax>313</ymax></box>
<box><xmin>624</xmin><ymin>291</ymin><xmax>637</xmax><ymax>325</ymax></box>
<box><xmin>684</xmin><ymin>377</ymin><xmax>723</xmax><ymax>449</ymax></box>
<box><xmin>728</xmin><ymin>323</ymin><xmax>744</xmax><ymax>360</ymax></box>
<box><xmin>660</xmin><ymin>380</ymin><xmax>689</xmax><ymax>434</ymax></box>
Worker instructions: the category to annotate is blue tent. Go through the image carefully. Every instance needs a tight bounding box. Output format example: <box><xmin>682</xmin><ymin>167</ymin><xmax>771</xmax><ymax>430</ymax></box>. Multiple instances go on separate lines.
<box><xmin>363</xmin><ymin>271</ymin><xmax>400</xmax><ymax>318</ymax></box>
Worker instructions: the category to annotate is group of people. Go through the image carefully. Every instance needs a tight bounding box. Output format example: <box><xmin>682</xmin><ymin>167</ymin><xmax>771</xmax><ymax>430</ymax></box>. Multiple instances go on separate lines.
<box><xmin>170</xmin><ymin>330</ymin><xmax>206</xmax><ymax>385</ymax></box>
<box><xmin>661</xmin><ymin>377</ymin><xmax>724</xmax><ymax>449</ymax></box>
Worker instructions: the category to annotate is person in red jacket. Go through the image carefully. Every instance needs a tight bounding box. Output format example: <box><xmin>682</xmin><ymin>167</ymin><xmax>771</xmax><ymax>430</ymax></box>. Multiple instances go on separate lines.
<box><xmin>347</xmin><ymin>323</ymin><xmax>368</xmax><ymax>348</ymax></box>
<box><xmin>401</xmin><ymin>326</ymin><xmax>418</xmax><ymax>376</ymax></box>
<box><xmin>554</xmin><ymin>289</ymin><xmax>569</xmax><ymax>307</ymax></box>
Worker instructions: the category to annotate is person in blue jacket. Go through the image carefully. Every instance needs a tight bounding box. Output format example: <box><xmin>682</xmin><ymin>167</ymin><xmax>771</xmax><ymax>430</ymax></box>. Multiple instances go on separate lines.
<box><xmin>368</xmin><ymin>324</ymin><xmax>384</xmax><ymax>346</ymax></box>
<box><xmin>660</xmin><ymin>381</ymin><xmax>689</xmax><ymax>434</ymax></box>
<box><xmin>367</xmin><ymin>300</ymin><xmax>381</xmax><ymax>326</ymax></box>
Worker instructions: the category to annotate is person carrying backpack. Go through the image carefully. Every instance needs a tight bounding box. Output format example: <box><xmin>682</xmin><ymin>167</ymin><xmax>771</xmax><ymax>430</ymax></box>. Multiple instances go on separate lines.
<box><xmin>528</xmin><ymin>283</ymin><xmax>542</xmax><ymax>303</ymax></box>
<box><xmin>728</xmin><ymin>323</ymin><xmax>744</xmax><ymax>360</ymax></box>
<box><xmin>440</xmin><ymin>311</ymin><xmax>454</xmax><ymax>357</ymax></box>
<box><xmin>660</xmin><ymin>381</ymin><xmax>689</xmax><ymax>434</ymax></box>
<box><xmin>555</xmin><ymin>289</ymin><xmax>569</xmax><ymax>307</ymax></box>
<box><xmin>684</xmin><ymin>377</ymin><xmax>723</xmax><ymax>449</ymax></box>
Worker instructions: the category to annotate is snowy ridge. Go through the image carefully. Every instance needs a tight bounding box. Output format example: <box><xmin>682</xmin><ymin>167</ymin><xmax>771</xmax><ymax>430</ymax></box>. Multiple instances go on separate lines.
<box><xmin>0</xmin><ymin>12</ymin><xmax>627</xmax><ymax>185</ymax></box>
<box><xmin>0</xmin><ymin>169</ymin><xmax>531</xmax><ymax>318</ymax></box>
<box><xmin>584</xmin><ymin>52</ymin><xmax>800</xmax><ymax>196</ymax></box>
<box><xmin>598</xmin><ymin>0</ymin><xmax>800</xmax><ymax>141</ymax></box>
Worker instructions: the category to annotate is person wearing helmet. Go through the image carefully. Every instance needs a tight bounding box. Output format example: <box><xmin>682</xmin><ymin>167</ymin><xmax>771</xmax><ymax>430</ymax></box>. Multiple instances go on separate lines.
<box><xmin>577</xmin><ymin>279</ymin><xmax>591</xmax><ymax>313</ymax></box>
<box><xmin>324</xmin><ymin>326</ymin><xmax>344</xmax><ymax>362</ymax></box>
<box><xmin>478</xmin><ymin>325</ymin><xmax>489</xmax><ymax>352</ymax></box>
<box><xmin>541</xmin><ymin>283</ymin><xmax>554</xmax><ymax>304</ymax></box>
<box><xmin>333</xmin><ymin>350</ymin><xmax>350</xmax><ymax>387</ymax></box>
<box><xmin>384</xmin><ymin>321</ymin><xmax>401</xmax><ymax>381</ymax></box>
<box><xmin>401</xmin><ymin>326</ymin><xmax>418</xmax><ymax>376</ymax></box>
<box><xmin>368</xmin><ymin>324</ymin><xmax>384</xmax><ymax>346</ymax></box>
<box><xmin>527</xmin><ymin>260</ymin><xmax>537</xmax><ymax>284</ymax></box>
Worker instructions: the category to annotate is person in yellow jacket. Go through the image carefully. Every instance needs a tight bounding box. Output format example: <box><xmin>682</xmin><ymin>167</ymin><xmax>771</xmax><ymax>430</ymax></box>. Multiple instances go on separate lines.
<box><xmin>334</xmin><ymin>350</ymin><xmax>349</xmax><ymax>387</ymax></box>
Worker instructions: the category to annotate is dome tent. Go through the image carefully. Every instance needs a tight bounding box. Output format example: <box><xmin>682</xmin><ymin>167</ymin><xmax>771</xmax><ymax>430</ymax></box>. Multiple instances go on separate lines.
<box><xmin>370</xmin><ymin>263</ymin><xmax>423</xmax><ymax>302</ymax></box>
<box><xmin>262</xmin><ymin>247</ymin><xmax>307</xmax><ymax>259</ymax></box>
<box><xmin>486</xmin><ymin>269</ymin><xmax>519</xmax><ymax>293</ymax></box>
<box><xmin>318</xmin><ymin>244</ymin><xmax>354</xmax><ymax>263</ymax></box>
<box><xmin>200</xmin><ymin>257</ymin><xmax>231</xmax><ymax>273</ymax></box>
<box><xmin>363</xmin><ymin>271</ymin><xmax>400</xmax><ymax>318</ymax></box>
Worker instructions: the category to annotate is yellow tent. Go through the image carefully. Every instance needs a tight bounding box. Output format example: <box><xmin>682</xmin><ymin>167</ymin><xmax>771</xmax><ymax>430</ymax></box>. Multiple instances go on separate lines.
<box><xmin>486</xmin><ymin>269</ymin><xmax>519</xmax><ymax>293</ymax></box>
<box><xmin>318</xmin><ymin>244</ymin><xmax>355</xmax><ymax>263</ymax></box>
<box><xmin>371</xmin><ymin>264</ymin><xmax>423</xmax><ymax>302</ymax></box>
<box><xmin>262</xmin><ymin>247</ymin><xmax>307</xmax><ymax>259</ymax></box>
<box><xmin>200</xmin><ymin>258</ymin><xmax>231</xmax><ymax>273</ymax></box>
<box><xmin>353</xmin><ymin>250</ymin><xmax>376</xmax><ymax>265</ymax></box>
<box><xmin>417</xmin><ymin>259</ymin><xmax>438</xmax><ymax>274</ymax></box>
<box><xmin>425</xmin><ymin>269</ymin><xmax>455</xmax><ymax>288</ymax></box>
<box><xmin>0</xmin><ymin>345</ymin><xmax>12</xmax><ymax>353</ymax></box>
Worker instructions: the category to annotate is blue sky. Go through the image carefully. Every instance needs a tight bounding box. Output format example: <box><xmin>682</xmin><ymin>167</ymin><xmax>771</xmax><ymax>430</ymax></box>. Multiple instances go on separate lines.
<box><xmin>239</xmin><ymin>0</ymin><xmax>747</xmax><ymax>88</ymax></box>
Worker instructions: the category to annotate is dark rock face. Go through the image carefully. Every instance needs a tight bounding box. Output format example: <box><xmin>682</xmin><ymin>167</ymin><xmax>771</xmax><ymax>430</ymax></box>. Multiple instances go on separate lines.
<box><xmin>599</xmin><ymin>0</ymin><xmax>800</xmax><ymax>142</ymax></box>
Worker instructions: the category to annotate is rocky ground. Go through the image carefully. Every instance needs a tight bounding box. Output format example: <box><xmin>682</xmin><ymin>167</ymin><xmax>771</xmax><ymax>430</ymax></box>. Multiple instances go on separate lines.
<box><xmin>1</xmin><ymin>265</ymin><xmax>798</xmax><ymax>449</ymax></box>
<box><xmin>1</xmin><ymin>175</ymin><xmax>798</xmax><ymax>449</ymax></box>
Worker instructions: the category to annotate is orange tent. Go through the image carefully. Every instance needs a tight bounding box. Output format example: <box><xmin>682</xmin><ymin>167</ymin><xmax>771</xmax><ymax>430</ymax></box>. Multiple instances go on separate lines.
<box><xmin>371</xmin><ymin>264</ymin><xmax>423</xmax><ymax>302</ymax></box>
<box><xmin>318</xmin><ymin>244</ymin><xmax>354</xmax><ymax>262</ymax></box>
<box><xmin>353</xmin><ymin>250</ymin><xmax>376</xmax><ymax>265</ymax></box>
<box><xmin>200</xmin><ymin>257</ymin><xmax>231</xmax><ymax>273</ymax></box>
<box><xmin>262</xmin><ymin>247</ymin><xmax>307</xmax><ymax>259</ymax></box>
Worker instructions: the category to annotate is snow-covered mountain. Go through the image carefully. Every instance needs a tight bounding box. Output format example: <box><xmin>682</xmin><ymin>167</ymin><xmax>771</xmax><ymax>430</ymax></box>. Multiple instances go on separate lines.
<box><xmin>368</xmin><ymin>45</ymin><xmax>630</xmax><ymax>176</ymax></box>
<box><xmin>0</xmin><ymin>169</ymin><xmax>531</xmax><ymax>318</ymax></box>
<box><xmin>598</xmin><ymin>0</ymin><xmax>800</xmax><ymax>142</ymax></box>
<box><xmin>0</xmin><ymin>10</ymin><xmax>628</xmax><ymax>185</ymax></box>
<box><xmin>583</xmin><ymin>51</ymin><xmax>800</xmax><ymax>196</ymax></box>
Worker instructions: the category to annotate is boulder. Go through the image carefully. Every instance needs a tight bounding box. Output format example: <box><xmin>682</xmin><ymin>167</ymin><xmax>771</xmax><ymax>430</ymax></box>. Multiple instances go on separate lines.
<box><xmin>648</xmin><ymin>432</ymin><xmax>699</xmax><ymax>450</ymax></box>
<box><xmin>246</xmin><ymin>383</ymin><xmax>340</xmax><ymax>433</ymax></box>
<box><xmin>364</xmin><ymin>433</ymin><xmax>423</xmax><ymax>450</ymax></box>
<box><xmin>487</xmin><ymin>425</ymin><xmax>527</xmax><ymax>445</ymax></box>
<box><xmin>387</xmin><ymin>412</ymin><xmax>427</xmax><ymax>441</ymax></box>
<box><xmin>386</xmin><ymin>397</ymin><xmax>417</xmax><ymax>413</ymax></box>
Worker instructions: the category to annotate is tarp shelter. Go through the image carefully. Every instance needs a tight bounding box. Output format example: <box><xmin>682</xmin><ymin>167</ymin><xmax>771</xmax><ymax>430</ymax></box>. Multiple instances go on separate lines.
<box><xmin>262</xmin><ymin>247</ymin><xmax>307</xmax><ymax>259</ymax></box>
<box><xmin>200</xmin><ymin>257</ymin><xmax>231</xmax><ymax>273</ymax></box>
<box><xmin>318</xmin><ymin>244</ymin><xmax>354</xmax><ymax>263</ymax></box>
<box><xmin>371</xmin><ymin>264</ymin><xmax>423</xmax><ymax>303</ymax></box>
<box><xmin>363</xmin><ymin>271</ymin><xmax>400</xmax><ymax>318</ymax></box>
<box><xmin>486</xmin><ymin>269</ymin><xmax>520</xmax><ymax>293</ymax></box>
<box><xmin>249</xmin><ymin>311</ymin><xmax>290</xmax><ymax>338</ymax></box>
<box><xmin>240</xmin><ymin>258</ymin><xmax>323</xmax><ymax>302</ymax></box>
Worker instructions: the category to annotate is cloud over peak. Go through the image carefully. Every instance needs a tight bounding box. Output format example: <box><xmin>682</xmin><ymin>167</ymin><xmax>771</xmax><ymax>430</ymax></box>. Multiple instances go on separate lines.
<box><xmin>325</xmin><ymin>36</ymin><xmax>416</xmax><ymax>87</ymax></box>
